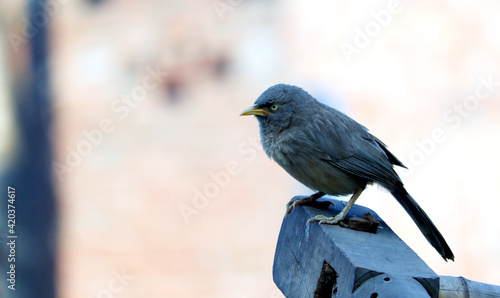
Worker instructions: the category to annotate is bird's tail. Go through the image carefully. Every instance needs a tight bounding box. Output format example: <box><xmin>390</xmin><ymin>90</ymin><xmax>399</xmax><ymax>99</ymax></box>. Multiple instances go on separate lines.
<box><xmin>391</xmin><ymin>187</ymin><xmax>454</xmax><ymax>261</ymax></box>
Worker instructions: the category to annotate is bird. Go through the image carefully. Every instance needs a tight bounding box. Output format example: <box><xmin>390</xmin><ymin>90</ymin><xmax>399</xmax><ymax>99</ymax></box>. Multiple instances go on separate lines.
<box><xmin>240</xmin><ymin>84</ymin><xmax>454</xmax><ymax>261</ymax></box>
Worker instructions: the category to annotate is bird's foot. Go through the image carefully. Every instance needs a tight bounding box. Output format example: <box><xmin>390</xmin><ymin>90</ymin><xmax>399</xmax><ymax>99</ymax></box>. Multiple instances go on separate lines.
<box><xmin>285</xmin><ymin>199</ymin><xmax>301</xmax><ymax>216</ymax></box>
<box><xmin>307</xmin><ymin>214</ymin><xmax>343</xmax><ymax>225</ymax></box>
<box><xmin>285</xmin><ymin>193</ymin><xmax>333</xmax><ymax>217</ymax></box>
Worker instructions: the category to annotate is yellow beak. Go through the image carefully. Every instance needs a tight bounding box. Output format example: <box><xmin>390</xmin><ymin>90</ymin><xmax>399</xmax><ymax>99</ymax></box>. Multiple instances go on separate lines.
<box><xmin>240</xmin><ymin>105</ymin><xmax>271</xmax><ymax>116</ymax></box>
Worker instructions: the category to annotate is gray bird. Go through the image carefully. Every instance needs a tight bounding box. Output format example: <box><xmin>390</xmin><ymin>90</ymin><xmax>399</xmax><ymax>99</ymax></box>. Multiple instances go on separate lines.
<box><xmin>240</xmin><ymin>84</ymin><xmax>454</xmax><ymax>261</ymax></box>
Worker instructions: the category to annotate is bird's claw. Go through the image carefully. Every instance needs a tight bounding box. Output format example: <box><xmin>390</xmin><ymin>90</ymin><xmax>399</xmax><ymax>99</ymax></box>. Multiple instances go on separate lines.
<box><xmin>285</xmin><ymin>199</ymin><xmax>334</xmax><ymax>217</ymax></box>
<box><xmin>307</xmin><ymin>214</ymin><xmax>342</xmax><ymax>225</ymax></box>
<box><xmin>285</xmin><ymin>200</ymin><xmax>300</xmax><ymax>217</ymax></box>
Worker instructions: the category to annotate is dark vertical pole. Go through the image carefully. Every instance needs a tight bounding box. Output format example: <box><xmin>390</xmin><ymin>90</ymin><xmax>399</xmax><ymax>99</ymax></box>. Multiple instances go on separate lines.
<box><xmin>1</xmin><ymin>0</ymin><xmax>58</xmax><ymax>296</ymax></box>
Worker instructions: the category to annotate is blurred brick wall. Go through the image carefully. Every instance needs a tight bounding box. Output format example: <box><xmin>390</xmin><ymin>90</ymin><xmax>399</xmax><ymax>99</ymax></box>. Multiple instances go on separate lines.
<box><xmin>28</xmin><ymin>0</ymin><xmax>500</xmax><ymax>296</ymax></box>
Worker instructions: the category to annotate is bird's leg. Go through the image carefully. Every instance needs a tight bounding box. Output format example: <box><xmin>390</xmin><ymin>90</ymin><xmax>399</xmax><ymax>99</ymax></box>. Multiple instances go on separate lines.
<box><xmin>307</xmin><ymin>188</ymin><xmax>364</xmax><ymax>225</ymax></box>
<box><xmin>285</xmin><ymin>192</ymin><xmax>333</xmax><ymax>216</ymax></box>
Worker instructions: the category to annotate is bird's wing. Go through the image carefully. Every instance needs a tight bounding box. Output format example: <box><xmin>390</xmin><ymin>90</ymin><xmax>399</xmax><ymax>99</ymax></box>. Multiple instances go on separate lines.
<box><xmin>324</xmin><ymin>154</ymin><xmax>402</xmax><ymax>188</ymax></box>
<box><xmin>303</xmin><ymin>106</ymin><xmax>403</xmax><ymax>188</ymax></box>
<box><xmin>371</xmin><ymin>136</ymin><xmax>407</xmax><ymax>168</ymax></box>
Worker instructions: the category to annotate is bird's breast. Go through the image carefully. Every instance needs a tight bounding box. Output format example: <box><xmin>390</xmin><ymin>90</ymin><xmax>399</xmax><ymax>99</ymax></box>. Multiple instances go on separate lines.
<box><xmin>260</xmin><ymin>130</ymin><xmax>299</xmax><ymax>167</ymax></box>
<box><xmin>260</xmin><ymin>129</ymin><xmax>366</xmax><ymax>195</ymax></box>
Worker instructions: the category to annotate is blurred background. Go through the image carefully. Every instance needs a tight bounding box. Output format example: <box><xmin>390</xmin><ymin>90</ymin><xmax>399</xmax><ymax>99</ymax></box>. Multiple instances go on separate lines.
<box><xmin>1</xmin><ymin>0</ymin><xmax>500</xmax><ymax>297</ymax></box>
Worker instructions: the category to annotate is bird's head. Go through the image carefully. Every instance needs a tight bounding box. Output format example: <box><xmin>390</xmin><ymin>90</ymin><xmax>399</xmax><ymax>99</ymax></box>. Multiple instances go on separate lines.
<box><xmin>240</xmin><ymin>84</ymin><xmax>315</xmax><ymax>133</ymax></box>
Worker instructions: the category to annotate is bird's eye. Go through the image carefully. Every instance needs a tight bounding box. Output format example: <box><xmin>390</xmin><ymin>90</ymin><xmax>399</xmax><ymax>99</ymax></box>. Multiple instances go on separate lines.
<box><xmin>270</xmin><ymin>104</ymin><xmax>279</xmax><ymax>111</ymax></box>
